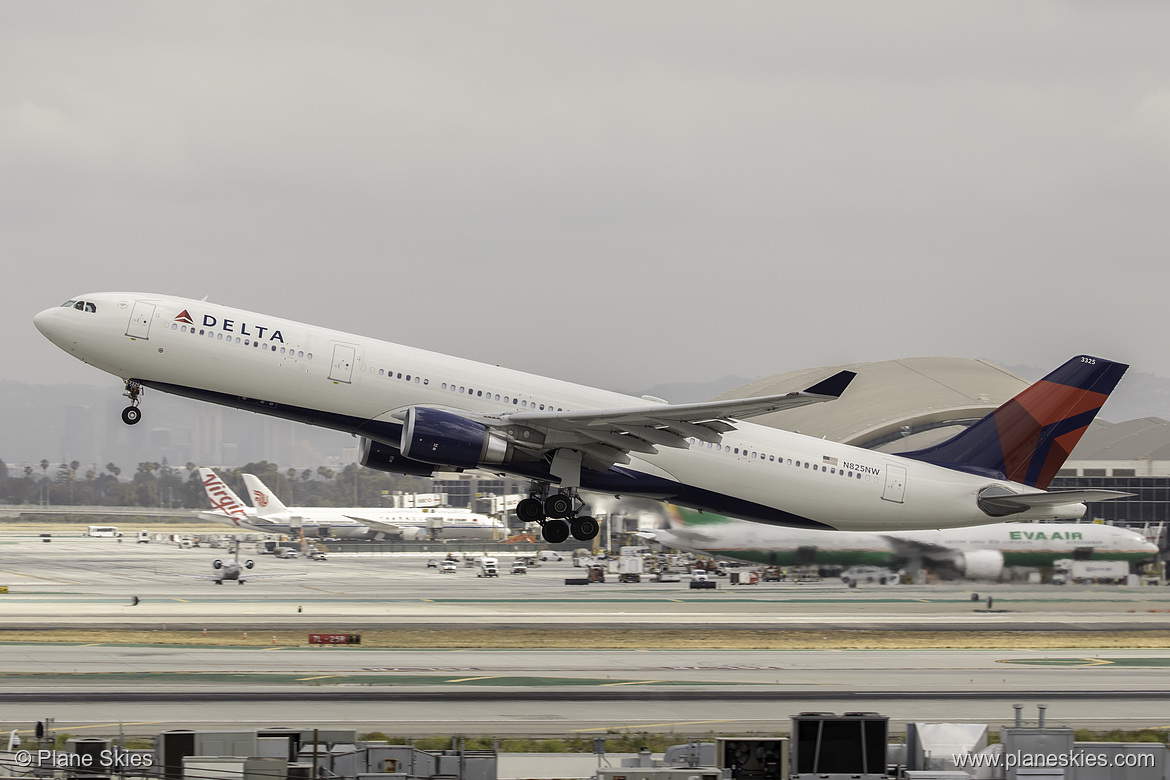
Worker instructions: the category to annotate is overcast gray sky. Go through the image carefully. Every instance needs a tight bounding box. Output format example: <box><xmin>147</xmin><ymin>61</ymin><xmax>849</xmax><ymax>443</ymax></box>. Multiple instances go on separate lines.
<box><xmin>5</xmin><ymin>2</ymin><xmax>1170</xmax><ymax>395</ymax></box>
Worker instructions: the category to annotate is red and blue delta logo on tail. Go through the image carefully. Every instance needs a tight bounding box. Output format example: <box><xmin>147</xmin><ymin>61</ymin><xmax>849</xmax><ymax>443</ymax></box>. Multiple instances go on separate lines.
<box><xmin>901</xmin><ymin>355</ymin><xmax>1127</xmax><ymax>489</ymax></box>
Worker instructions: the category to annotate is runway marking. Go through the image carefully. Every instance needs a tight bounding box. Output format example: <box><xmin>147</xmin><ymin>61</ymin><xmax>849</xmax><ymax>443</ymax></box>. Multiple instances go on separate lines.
<box><xmin>171</xmin><ymin>598</ymin><xmax>190</xmax><ymax>603</ymax></box>
<box><xmin>296</xmin><ymin>675</ymin><xmax>342</xmax><ymax>681</ymax></box>
<box><xmin>446</xmin><ymin>675</ymin><xmax>502</xmax><ymax>683</ymax></box>
<box><xmin>999</xmin><ymin>657</ymin><xmax>1115</xmax><ymax>666</ymax></box>
<box><xmin>601</xmin><ymin>680</ymin><xmax>667</xmax><ymax>687</ymax></box>
<box><xmin>298</xmin><ymin>585</ymin><xmax>347</xmax><ymax>594</ymax></box>
<box><xmin>0</xmin><ymin>570</ymin><xmax>69</xmax><ymax>583</ymax></box>
<box><xmin>572</xmin><ymin>720</ymin><xmax>737</xmax><ymax>732</ymax></box>
<box><xmin>1000</xmin><ymin>656</ymin><xmax>1170</xmax><ymax>667</ymax></box>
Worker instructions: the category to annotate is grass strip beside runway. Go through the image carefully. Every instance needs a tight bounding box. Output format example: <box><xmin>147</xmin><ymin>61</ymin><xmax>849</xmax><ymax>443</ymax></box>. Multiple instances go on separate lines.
<box><xmin>1</xmin><ymin>628</ymin><xmax>1170</xmax><ymax>649</ymax></box>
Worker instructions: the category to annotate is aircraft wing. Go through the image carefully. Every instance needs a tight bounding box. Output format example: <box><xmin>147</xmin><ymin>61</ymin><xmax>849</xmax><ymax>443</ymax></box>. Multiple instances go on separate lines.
<box><xmin>881</xmin><ymin>535</ymin><xmax>955</xmax><ymax>563</ymax></box>
<box><xmin>343</xmin><ymin>516</ymin><xmax>404</xmax><ymax>534</ymax></box>
<box><xmin>484</xmin><ymin>370</ymin><xmax>856</xmax><ymax>469</ymax></box>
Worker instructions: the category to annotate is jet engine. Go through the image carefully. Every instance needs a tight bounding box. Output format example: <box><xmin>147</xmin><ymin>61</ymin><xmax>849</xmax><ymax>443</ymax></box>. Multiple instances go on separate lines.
<box><xmin>244</xmin><ymin>559</ymin><xmax>255</xmax><ymax>569</ymax></box>
<box><xmin>399</xmin><ymin>407</ymin><xmax>512</xmax><ymax>468</ymax></box>
<box><xmin>212</xmin><ymin>559</ymin><xmax>223</xmax><ymax>570</ymax></box>
<box><xmin>957</xmin><ymin>549</ymin><xmax>1004</xmax><ymax>581</ymax></box>
<box><xmin>358</xmin><ymin>437</ymin><xmax>440</xmax><ymax>477</ymax></box>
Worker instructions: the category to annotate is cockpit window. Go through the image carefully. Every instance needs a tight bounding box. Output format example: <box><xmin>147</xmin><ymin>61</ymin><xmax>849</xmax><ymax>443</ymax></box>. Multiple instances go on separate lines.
<box><xmin>69</xmin><ymin>300</ymin><xmax>97</xmax><ymax>313</ymax></box>
<box><xmin>61</xmin><ymin>300</ymin><xmax>77</xmax><ymax>308</ymax></box>
<box><xmin>84</xmin><ymin>302</ymin><xmax>96</xmax><ymax>312</ymax></box>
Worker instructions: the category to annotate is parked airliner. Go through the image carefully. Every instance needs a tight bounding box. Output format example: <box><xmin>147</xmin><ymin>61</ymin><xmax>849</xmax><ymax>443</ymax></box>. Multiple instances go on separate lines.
<box><xmin>646</xmin><ymin>505</ymin><xmax>1158</xmax><ymax>580</ymax></box>
<box><xmin>197</xmin><ymin>468</ymin><xmax>501</xmax><ymax>539</ymax></box>
<box><xmin>240</xmin><ymin>472</ymin><xmax>504</xmax><ymax>539</ymax></box>
<box><xmin>35</xmin><ymin>293</ymin><xmax>1130</xmax><ymax>543</ymax></box>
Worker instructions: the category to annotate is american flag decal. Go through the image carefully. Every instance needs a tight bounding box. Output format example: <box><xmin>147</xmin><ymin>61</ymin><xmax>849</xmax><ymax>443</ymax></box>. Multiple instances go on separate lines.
<box><xmin>822</xmin><ymin>455</ymin><xmax>838</xmax><ymax>466</ymax></box>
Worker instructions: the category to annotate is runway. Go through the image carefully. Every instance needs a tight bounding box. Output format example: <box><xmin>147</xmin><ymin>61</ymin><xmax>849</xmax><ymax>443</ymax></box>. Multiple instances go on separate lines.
<box><xmin>2</xmin><ymin>535</ymin><xmax>1167</xmax><ymax>630</ymax></box>
<box><xmin>2</xmin><ymin>533</ymin><xmax>1169</xmax><ymax>736</ymax></box>
<box><xmin>2</xmin><ymin>645</ymin><xmax>1169</xmax><ymax>734</ymax></box>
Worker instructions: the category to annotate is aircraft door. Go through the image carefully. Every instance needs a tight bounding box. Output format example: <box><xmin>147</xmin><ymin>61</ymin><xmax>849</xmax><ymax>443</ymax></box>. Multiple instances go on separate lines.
<box><xmin>881</xmin><ymin>464</ymin><xmax>907</xmax><ymax>503</ymax></box>
<box><xmin>125</xmin><ymin>301</ymin><xmax>156</xmax><ymax>339</ymax></box>
<box><xmin>328</xmin><ymin>344</ymin><xmax>356</xmax><ymax>383</ymax></box>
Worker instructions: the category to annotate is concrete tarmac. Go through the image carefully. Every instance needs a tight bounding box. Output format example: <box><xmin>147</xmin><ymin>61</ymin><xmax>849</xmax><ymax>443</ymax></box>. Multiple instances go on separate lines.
<box><xmin>2</xmin><ymin>535</ymin><xmax>1168</xmax><ymax>630</ymax></box>
<box><xmin>2</xmin><ymin>533</ymin><xmax>1170</xmax><ymax>736</ymax></box>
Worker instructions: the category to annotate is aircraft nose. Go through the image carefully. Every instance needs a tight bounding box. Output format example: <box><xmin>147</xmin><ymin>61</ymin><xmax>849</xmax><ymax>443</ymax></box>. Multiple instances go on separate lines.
<box><xmin>33</xmin><ymin>306</ymin><xmax>62</xmax><ymax>340</ymax></box>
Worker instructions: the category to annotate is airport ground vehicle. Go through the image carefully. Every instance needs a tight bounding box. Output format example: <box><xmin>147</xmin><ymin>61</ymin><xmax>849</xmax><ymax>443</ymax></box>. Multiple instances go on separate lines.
<box><xmin>440</xmin><ymin>560</ymin><xmax>457</xmax><ymax>573</ymax></box>
<box><xmin>691</xmin><ymin>568</ymin><xmax>709</xmax><ymax>582</ymax></box>
<box><xmin>274</xmin><ymin>547</ymin><xmax>299</xmax><ymax>559</ymax></box>
<box><xmin>87</xmin><ymin>525</ymin><xmax>122</xmax><ymax>538</ymax></box>
<box><xmin>840</xmin><ymin>565</ymin><xmax>899</xmax><ymax>586</ymax></box>
<box><xmin>137</xmin><ymin>530</ymin><xmax>150</xmax><ymax>544</ymax></box>
<box><xmin>616</xmin><ymin>551</ymin><xmax>644</xmax><ymax>583</ymax></box>
<box><xmin>478</xmin><ymin>557</ymin><xmax>499</xmax><ymax>577</ymax></box>
<box><xmin>538</xmin><ymin>551</ymin><xmax>564</xmax><ymax>562</ymax></box>
<box><xmin>1052</xmin><ymin>558</ymin><xmax>1130</xmax><ymax>585</ymax></box>
<box><xmin>511</xmin><ymin>560</ymin><xmax>528</xmax><ymax>575</ymax></box>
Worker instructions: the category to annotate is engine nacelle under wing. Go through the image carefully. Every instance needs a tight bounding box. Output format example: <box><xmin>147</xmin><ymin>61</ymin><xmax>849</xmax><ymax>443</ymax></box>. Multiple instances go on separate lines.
<box><xmin>400</xmin><ymin>407</ymin><xmax>511</xmax><ymax>468</ymax></box>
<box><xmin>957</xmin><ymin>549</ymin><xmax>1005</xmax><ymax>581</ymax></box>
<box><xmin>358</xmin><ymin>437</ymin><xmax>440</xmax><ymax>477</ymax></box>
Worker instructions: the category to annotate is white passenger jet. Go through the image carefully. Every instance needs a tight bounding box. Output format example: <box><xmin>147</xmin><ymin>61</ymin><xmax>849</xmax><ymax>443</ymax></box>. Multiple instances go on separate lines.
<box><xmin>197</xmin><ymin>467</ymin><xmax>370</xmax><ymax>538</ymax></box>
<box><xmin>197</xmin><ymin>466</ymin><xmax>502</xmax><ymax>539</ymax></box>
<box><xmin>175</xmin><ymin>540</ymin><xmax>302</xmax><ymax>585</ymax></box>
<box><xmin>35</xmin><ymin>294</ymin><xmax>1130</xmax><ymax>543</ymax></box>
<box><xmin>240</xmin><ymin>472</ymin><xmax>504</xmax><ymax>540</ymax></box>
<box><xmin>646</xmin><ymin>506</ymin><xmax>1159</xmax><ymax>580</ymax></box>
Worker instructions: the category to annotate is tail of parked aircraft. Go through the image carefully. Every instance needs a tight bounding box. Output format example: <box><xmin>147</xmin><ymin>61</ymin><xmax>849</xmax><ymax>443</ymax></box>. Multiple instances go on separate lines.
<box><xmin>900</xmin><ymin>355</ymin><xmax>1127</xmax><ymax>489</ymax></box>
<box><xmin>198</xmin><ymin>467</ymin><xmax>251</xmax><ymax>525</ymax></box>
<box><xmin>241</xmin><ymin>473</ymin><xmax>291</xmax><ymax>517</ymax></box>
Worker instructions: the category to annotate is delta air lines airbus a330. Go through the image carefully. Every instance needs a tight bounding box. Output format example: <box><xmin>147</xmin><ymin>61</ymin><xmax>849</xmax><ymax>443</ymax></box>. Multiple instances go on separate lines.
<box><xmin>35</xmin><ymin>293</ymin><xmax>1130</xmax><ymax>543</ymax></box>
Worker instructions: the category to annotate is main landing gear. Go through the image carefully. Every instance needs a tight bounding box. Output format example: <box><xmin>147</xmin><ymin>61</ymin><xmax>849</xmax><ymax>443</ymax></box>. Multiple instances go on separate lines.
<box><xmin>121</xmin><ymin>381</ymin><xmax>143</xmax><ymax>425</ymax></box>
<box><xmin>516</xmin><ymin>484</ymin><xmax>600</xmax><ymax>543</ymax></box>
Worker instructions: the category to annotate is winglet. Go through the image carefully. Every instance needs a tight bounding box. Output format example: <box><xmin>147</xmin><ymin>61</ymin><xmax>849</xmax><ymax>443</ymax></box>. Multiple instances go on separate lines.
<box><xmin>804</xmin><ymin>370</ymin><xmax>856</xmax><ymax>398</ymax></box>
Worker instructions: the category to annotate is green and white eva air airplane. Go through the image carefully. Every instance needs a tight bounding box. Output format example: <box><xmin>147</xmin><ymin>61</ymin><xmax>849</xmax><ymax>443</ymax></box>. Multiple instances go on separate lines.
<box><xmin>647</xmin><ymin>505</ymin><xmax>1158</xmax><ymax>580</ymax></box>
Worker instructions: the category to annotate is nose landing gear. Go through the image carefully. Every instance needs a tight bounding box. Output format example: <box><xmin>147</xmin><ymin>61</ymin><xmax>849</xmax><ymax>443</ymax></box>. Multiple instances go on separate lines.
<box><xmin>121</xmin><ymin>380</ymin><xmax>143</xmax><ymax>425</ymax></box>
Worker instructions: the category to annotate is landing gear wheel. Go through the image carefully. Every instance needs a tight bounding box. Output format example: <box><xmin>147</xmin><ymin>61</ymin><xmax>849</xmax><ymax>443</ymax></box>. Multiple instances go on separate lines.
<box><xmin>544</xmin><ymin>493</ymin><xmax>574</xmax><ymax>519</ymax></box>
<box><xmin>570</xmin><ymin>515</ymin><xmax>600</xmax><ymax>541</ymax></box>
<box><xmin>121</xmin><ymin>406</ymin><xmax>142</xmax><ymax>425</ymax></box>
<box><xmin>515</xmin><ymin>498</ymin><xmax>545</xmax><ymax>524</ymax></box>
<box><xmin>541</xmin><ymin>519</ymin><xmax>570</xmax><ymax>544</ymax></box>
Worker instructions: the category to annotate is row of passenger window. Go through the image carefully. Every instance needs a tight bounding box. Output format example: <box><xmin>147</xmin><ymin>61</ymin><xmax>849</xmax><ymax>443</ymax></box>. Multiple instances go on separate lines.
<box><xmin>686</xmin><ymin>437</ymin><xmax>867</xmax><ymax>479</ymax></box>
<box><xmin>172</xmin><ymin>323</ymin><xmax>312</xmax><ymax>359</ymax></box>
<box><xmin>368</xmin><ymin>364</ymin><xmax>566</xmax><ymax>411</ymax></box>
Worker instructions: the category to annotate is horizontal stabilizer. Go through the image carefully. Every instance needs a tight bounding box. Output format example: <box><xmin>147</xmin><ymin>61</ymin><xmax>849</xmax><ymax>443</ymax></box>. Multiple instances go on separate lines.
<box><xmin>977</xmin><ymin>487</ymin><xmax>1132</xmax><ymax>517</ymax></box>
